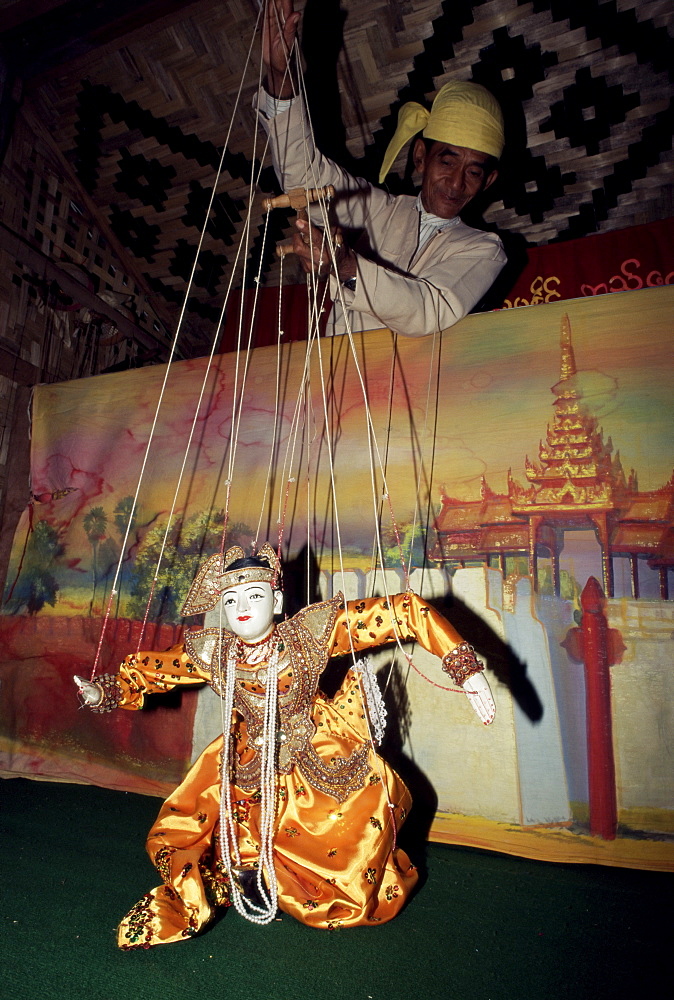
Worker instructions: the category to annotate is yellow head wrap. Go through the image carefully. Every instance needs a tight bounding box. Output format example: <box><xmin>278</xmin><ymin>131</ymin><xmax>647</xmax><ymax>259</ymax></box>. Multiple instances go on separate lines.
<box><xmin>379</xmin><ymin>81</ymin><xmax>504</xmax><ymax>184</ymax></box>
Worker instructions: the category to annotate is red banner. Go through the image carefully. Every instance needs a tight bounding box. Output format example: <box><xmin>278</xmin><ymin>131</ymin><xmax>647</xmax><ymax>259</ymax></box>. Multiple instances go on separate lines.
<box><xmin>220</xmin><ymin>219</ymin><xmax>674</xmax><ymax>343</ymax></box>
<box><xmin>499</xmin><ymin>217</ymin><xmax>674</xmax><ymax>309</ymax></box>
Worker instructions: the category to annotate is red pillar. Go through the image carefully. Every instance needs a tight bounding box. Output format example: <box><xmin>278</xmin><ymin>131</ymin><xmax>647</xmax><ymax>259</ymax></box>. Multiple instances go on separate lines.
<box><xmin>580</xmin><ymin>577</ymin><xmax>618</xmax><ymax>840</ymax></box>
<box><xmin>591</xmin><ymin>512</ymin><xmax>614</xmax><ymax>598</ymax></box>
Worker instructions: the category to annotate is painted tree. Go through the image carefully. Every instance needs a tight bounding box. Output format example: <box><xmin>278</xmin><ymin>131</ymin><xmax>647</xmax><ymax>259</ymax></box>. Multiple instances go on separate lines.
<box><xmin>127</xmin><ymin>511</ymin><xmax>254</xmax><ymax>624</ymax></box>
<box><xmin>382</xmin><ymin>521</ymin><xmax>427</xmax><ymax>572</ymax></box>
<box><xmin>97</xmin><ymin>536</ymin><xmax>121</xmax><ymax>611</ymax></box>
<box><xmin>83</xmin><ymin>506</ymin><xmax>107</xmax><ymax>616</ymax></box>
<box><xmin>5</xmin><ymin>519</ymin><xmax>64</xmax><ymax>615</ymax></box>
<box><xmin>112</xmin><ymin>495</ymin><xmax>136</xmax><ymax>615</ymax></box>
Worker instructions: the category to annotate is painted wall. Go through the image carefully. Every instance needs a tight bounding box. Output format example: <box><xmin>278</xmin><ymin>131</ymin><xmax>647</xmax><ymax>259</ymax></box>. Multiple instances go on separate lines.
<box><xmin>2</xmin><ymin>285</ymin><xmax>673</xmax><ymax>867</ymax></box>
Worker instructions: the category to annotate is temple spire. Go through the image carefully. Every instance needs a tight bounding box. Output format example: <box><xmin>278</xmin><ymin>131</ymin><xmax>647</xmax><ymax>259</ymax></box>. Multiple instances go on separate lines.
<box><xmin>514</xmin><ymin>313</ymin><xmax>623</xmax><ymax>508</ymax></box>
<box><xmin>559</xmin><ymin>313</ymin><xmax>577</xmax><ymax>382</ymax></box>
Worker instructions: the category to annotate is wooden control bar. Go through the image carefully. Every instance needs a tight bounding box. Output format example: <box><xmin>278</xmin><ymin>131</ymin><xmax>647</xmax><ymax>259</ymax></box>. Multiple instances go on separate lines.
<box><xmin>263</xmin><ymin>186</ymin><xmax>337</xmax><ymax>258</ymax></box>
<box><xmin>262</xmin><ymin>185</ymin><xmax>335</xmax><ymax>212</ymax></box>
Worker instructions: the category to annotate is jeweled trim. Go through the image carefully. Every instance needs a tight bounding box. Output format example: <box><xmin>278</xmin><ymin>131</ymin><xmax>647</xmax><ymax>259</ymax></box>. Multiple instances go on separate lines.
<box><xmin>200</xmin><ymin>859</ymin><xmax>232</xmax><ymax>909</ymax></box>
<box><xmin>119</xmin><ymin>892</ymin><xmax>155</xmax><ymax>950</ymax></box>
<box><xmin>154</xmin><ymin>845</ymin><xmax>176</xmax><ymax>884</ymax></box>
<box><xmin>90</xmin><ymin>673</ymin><xmax>123</xmax><ymax>713</ymax></box>
<box><xmin>441</xmin><ymin>642</ymin><xmax>483</xmax><ymax>685</ymax></box>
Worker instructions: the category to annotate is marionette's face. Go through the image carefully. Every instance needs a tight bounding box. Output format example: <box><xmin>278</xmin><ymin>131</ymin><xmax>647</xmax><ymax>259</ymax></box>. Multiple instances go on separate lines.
<box><xmin>220</xmin><ymin>581</ymin><xmax>283</xmax><ymax>642</ymax></box>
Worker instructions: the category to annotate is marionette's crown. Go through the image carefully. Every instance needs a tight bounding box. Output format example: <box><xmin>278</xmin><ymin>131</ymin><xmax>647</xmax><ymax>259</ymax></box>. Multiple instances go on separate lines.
<box><xmin>181</xmin><ymin>542</ymin><xmax>281</xmax><ymax>616</ymax></box>
<box><xmin>220</xmin><ymin>542</ymin><xmax>280</xmax><ymax>589</ymax></box>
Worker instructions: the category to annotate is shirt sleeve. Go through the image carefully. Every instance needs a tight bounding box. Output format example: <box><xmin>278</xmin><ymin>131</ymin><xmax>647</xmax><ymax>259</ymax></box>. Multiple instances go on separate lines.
<box><xmin>325</xmin><ymin>592</ymin><xmax>483</xmax><ymax>685</ymax></box>
<box><xmin>91</xmin><ymin>643</ymin><xmax>210</xmax><ymax>713</ymax></box>
<box><xmin>336</xmin><ymin>231</ymin><xmax>506</xmax><ymax>337</ymax></box>
<box><xmin>261</xmin><ymin>88</ymin><xmax>296</xmax><ymax>119</ymax></box>
<box><xmin>257</xmin><ymin>86</ymin><xmax>391</xmax><ymax>231</ymax></box>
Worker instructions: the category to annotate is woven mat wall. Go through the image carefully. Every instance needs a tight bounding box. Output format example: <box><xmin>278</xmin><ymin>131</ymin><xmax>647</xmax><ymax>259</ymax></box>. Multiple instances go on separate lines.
<box><xmin>9</xmin><ymin>0</ymin><xmax>674</xmax><ymax>347</ymax></box>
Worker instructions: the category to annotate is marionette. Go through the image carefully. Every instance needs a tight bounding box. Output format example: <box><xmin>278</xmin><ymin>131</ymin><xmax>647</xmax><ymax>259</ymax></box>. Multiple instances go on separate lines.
<box><xmin>74</xmin><ymin>543</ymin><xmax>495</xmax><ymax>948</ymax></box>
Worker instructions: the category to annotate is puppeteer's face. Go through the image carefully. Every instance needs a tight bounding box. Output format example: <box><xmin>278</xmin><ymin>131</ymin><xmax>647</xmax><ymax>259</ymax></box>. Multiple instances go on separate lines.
<box><xmin>220</xmin><ymin>581</ymin><xmax>282</xmax><ymax>642</ymax></box>
<box><xmin>413</xmin><ymin>138</ymin><xmax>497</xmax><ymax>220</ymax></box>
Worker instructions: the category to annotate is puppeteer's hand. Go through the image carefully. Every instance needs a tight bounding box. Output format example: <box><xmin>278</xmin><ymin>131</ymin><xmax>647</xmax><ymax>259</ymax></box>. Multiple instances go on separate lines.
<box><xmin>73</xmin><ymin>674</ymin><xmax>102</xmax><ymax>708</ymax></box>
<box><xmin>293</xmin><ymin>217</ymin><xmax>335</xmax><ymax>277</ymax></box>
<box><xmin>293</xmin><ymin>217</ymin><xmax>356</xmax><ymax>281</ymax></box>
<box><xmin>262</xmin><ymin>0</ymin><xmax>301</xmax><ymax>98</ymax></box>
<box><xmin>461</xmin><ymin>671</ymin><xmax>495</xmax><ymax>725</ymax></box>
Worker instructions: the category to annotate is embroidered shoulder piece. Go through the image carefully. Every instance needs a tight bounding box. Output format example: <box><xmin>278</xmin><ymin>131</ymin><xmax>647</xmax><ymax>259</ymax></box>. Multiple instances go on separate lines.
<box><xmin>441</xmin><ymin>642</ymin><xmax>483</xmax><ymax>686</ymax></box>
<box><xmin>183</xmin><ymin>627</ymin><xmax>226</xmax><ymax>674</ymax></box>
<box><xmin>91</xmin><ymin>673</ymin><xmax>123</xmax><ymax>713</ymax></box>
<box><xmin>293</xmin><ymin>592</ymin><xmax>343</xmax><ymax>647</ymax></box>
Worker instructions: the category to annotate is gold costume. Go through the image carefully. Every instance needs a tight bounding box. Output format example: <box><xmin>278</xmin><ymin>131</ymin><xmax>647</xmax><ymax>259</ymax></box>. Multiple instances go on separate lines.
<box><xmin>95</xmin><ymin>591</ymin><xmax>481</xmax><ymax>948</ymax></box>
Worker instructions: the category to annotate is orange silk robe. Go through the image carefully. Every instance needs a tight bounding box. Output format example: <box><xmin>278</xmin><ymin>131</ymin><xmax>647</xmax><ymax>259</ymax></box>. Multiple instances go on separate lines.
<box><xmin>102</xmin><ymin>592</ymin><xmax>472</xmax><ymax>948</ymax></box>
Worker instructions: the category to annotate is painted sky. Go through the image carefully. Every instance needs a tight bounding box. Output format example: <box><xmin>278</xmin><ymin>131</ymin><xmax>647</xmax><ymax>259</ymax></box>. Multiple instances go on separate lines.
<box><xmin>22</xmin><ymin>284</ymin><xmax>674</xmax><ymax>573</ymax></box>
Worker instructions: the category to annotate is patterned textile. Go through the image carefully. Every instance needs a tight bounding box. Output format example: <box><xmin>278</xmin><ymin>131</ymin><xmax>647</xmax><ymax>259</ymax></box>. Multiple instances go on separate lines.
<box><xmin>11</xmin><ymin>1</ymin><xmax>671</xmax><ymax>340</ymax></box>
<box><xmin>497</xmin><ymin>217</ymin><xmax>674</xmax><ymax>310</ymax></box>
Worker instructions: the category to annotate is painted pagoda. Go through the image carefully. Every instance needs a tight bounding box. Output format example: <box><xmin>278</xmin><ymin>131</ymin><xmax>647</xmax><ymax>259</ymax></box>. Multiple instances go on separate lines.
<box><xmin>430</xmin><ymin>314</ymin><xmax>674</xmax><ymax>599</ymax></box>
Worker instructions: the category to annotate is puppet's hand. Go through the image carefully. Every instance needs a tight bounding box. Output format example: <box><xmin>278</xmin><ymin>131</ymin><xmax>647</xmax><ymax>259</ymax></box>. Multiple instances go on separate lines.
<box><xmin>461</xmin><ymin>671</ymin><xmax>495</xmax><ymax>725</ymax></box>
<box><xmin>73</xmin><ymin>674</ymin><xmax>102</xmax><ymax>708</ymax></box>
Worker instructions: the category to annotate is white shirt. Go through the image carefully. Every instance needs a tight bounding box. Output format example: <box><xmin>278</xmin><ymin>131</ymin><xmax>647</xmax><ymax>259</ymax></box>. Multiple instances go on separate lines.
<box><xmin>415</xmin><ymin>195</ymin><xmax>461</xmax><ymax>251</ymax></box>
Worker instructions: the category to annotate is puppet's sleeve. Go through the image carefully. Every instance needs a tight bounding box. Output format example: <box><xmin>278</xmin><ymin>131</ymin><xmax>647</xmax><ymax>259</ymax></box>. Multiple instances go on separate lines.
<box><xmin>326</xmin><ymin>591</ymin><xmax>483</xmax><ymax>686</ymax></box>
<box><xmin>90</xmin><ymin>643</ymin><xmax>209</xmax><ymax>713</ymax></box>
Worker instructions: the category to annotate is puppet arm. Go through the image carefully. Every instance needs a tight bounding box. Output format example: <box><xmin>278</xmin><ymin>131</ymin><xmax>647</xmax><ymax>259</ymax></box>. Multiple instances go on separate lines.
<box><xmin>328</xmin><ymin>592</ymin><xmax>495</xmax><ymax>725</ymax></box>
<box><xmin>73</xmin><ymin>643</ymin><xmax>208</xmax><ymax>713</ymax></box>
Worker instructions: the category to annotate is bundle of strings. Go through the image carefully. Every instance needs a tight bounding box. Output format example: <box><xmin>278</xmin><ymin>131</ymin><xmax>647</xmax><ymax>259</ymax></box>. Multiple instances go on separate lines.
<box><xmin>87</xmin><ymin>1</ymin><xmax>453</xmax><ymax>913</ymax></box>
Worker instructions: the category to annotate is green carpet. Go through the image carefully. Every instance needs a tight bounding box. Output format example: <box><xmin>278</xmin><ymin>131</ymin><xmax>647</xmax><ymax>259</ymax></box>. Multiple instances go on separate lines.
<box><xmin>1</xmin><ymin>777</ymin><xmax>670</xmax><ymax>1000</ymax></box>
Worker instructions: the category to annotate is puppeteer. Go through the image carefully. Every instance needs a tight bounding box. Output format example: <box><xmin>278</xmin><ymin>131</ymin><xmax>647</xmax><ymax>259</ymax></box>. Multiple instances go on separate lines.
<box><xmin>75</xmin><ymin>543</ymin><xmax>495</xmax><ymax>947</ymax></box>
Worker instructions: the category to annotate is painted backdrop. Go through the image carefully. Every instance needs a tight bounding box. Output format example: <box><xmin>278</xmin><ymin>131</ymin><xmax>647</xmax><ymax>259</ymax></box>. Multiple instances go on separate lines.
<box><xmin>2</xmin><ymin>285</ymin><xmax>673</xmax><ymax>870</ymax></box>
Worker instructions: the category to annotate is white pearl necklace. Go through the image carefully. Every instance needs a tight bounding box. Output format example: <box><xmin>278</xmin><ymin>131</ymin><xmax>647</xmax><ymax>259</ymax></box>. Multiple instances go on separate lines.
<box><xmin>218</xmin><ymin>637</ymin><xmax>280</xmax><ymax>924</ymax></box>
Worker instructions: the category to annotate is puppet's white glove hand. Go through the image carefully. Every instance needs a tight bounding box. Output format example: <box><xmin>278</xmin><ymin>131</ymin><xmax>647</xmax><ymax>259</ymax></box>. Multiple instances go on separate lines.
<box><xmin>461</xmin><ymin>671</ymin><xmax>495</xmax><ymax>725</ymax></box>
<box><xmin>73</xmin><ymin>674</ymin><xmax>102</xmax><ymax>707</ymax></box>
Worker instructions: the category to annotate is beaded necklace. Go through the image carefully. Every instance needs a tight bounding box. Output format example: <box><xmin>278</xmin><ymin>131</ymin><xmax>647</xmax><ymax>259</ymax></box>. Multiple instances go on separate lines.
<box><xmin>234</xmin><ymin>628</ymin><xmax>277</xmax><ymax>662</ymax></box>
<box><xmin>218</xmin><ymin>633</ymin><xmax>282</xmax><ymax>924</ymax></box>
